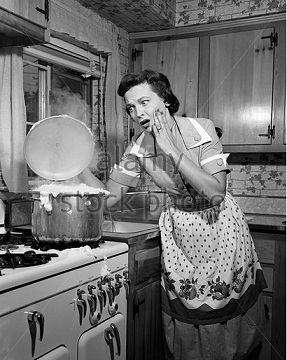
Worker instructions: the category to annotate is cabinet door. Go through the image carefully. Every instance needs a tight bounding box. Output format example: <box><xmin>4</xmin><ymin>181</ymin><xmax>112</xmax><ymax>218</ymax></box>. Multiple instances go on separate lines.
<box><xmin>209</xmin><ymin>28</ymin><xmax>274</xmax><ymax>146</ymax></box>
<box><xmin>259</xmin><ymin>296</ymin><xmax>272</xmax><ymax>360</ymax></box>
<box><xmin>0</xmin><ymin>0</ymin><xmax>49</xmax><ymax>28</ymax></box>
<box><xmin>133</xmin><ymin>38</ymin><xmax>199</xmax><ymax>135</ymax></box>
<box><xmin>133</xmin><ymin>281</ymin><xmax>164</xmax><ymax>360</ymax></box>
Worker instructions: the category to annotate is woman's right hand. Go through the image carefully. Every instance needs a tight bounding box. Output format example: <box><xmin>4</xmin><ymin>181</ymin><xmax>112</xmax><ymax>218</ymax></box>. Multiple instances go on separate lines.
<box><xmin>73</xmin><ymin>168</ymin><xmax>107</xmax><ymax>190</ymax></box>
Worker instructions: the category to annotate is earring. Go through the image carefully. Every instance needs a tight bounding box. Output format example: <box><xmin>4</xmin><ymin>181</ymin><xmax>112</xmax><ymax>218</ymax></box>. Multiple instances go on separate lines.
<box><xmin>165</xmin><ymin>103</ymin><xmax>170</xmax><ymax>107</ymax></box>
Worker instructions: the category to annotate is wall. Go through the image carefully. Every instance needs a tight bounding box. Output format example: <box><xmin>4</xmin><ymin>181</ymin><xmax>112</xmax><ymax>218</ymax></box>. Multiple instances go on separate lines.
<box><xmin>227</xmin><ymin>153</ymin><xmax>286</xmax><ymax>215</ymax></box>
<box><xmin>0</xmin><ymin>0</ymin><xmax>130</xmax><ymax>188</ymax></box>
<box><xmin>176</xmin><ymin>0</ymin><xmax>286</xmax><ymax>25</ymax></box>
<box><xmin>136</xmin><ymin>152</ymin><xmax>286</xmax><ymax>216</ymax></box>
<box><xmin>132</xmin><ymin>2</ymin><xmax>286</xmax><ymax>216</ymax></box>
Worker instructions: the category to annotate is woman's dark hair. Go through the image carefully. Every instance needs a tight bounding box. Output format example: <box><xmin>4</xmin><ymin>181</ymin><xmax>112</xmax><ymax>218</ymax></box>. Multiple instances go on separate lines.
<box><xmin>117</xmin><ymin>69</ymin><xmax>180</xmax><ymax>115</ymax></box>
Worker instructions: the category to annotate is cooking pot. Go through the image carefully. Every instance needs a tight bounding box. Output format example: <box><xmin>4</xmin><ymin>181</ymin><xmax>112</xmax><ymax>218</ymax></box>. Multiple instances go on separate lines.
<box><xmin>31</xmin><ymin>191</ymin><xmax>106</xmax><ymax>248</ymax></box>
<box><xmin>24</xmin><ymin>115</ymin><xmax>108</xmax><ymax>247</ymax></box>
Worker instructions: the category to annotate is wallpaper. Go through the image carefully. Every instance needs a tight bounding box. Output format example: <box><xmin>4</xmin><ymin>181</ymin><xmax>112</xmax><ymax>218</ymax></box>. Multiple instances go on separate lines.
<box><xmin>176</xmin><ymin>0</ymin><xmax>286</xmax><ymax>26</ymax></box>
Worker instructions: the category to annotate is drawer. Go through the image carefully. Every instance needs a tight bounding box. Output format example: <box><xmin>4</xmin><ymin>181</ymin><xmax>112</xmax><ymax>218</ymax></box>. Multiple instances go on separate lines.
<box><xmin>262</xmin><ymin>267</ymin><xmax>273</xmax><ymax>293</ymax></box>
<box><xmin>253</xmin><ymin>236</ymin><xmax>275</xmax><ymax>264</ymax></box>
<box><xmin>135</xmin><ymin>246</ymin><xmax>161</xmax><ymax>285</ymax></box>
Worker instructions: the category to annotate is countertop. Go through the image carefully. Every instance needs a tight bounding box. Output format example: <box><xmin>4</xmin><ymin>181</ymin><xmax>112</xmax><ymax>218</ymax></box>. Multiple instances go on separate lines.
<box><xmin>109</xmin><ymin>209</ymin><xmax>286</xmax><ymax>234</ymax></box>
<box><xmin>244</xmin><ymin>213</ymin><xmax>286</xmax><ymax>233</ymax></box>
<box><xmin>10</xmin><ymin>210</ymin><xmax>286</xmax><ymax>243</ymax></box>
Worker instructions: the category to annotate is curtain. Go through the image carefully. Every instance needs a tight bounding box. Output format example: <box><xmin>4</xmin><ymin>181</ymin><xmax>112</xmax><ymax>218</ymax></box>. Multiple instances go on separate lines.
<box><xmin>0</xmin><ymin>48</ymin><xmax>29</xmax><ymax>193</ymax></box>
<box><xmin>104</xmin><ymin>31</ymin><xmax>124</xmax><ymax>170</ymax></box>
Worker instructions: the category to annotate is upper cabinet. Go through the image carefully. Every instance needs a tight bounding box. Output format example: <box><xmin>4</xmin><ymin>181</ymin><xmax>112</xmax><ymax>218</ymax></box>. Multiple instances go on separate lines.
<box><xmin>132</xmin><ymin>37</ymin><xmax>199</xmax><ymax>135</ymax></box>
<box><xmin>130</xmin><ymin>18</ymin><xmax>285</xmax><ymax>152</ymax></box>
<box><xmin>0</xmin><ymin>0</ymin><xmax>50</xmax><ymax>47</ymax></box>
<box><xmin>206</xmin><ymin>22</ymin><xmax>285</xmax><ymax>152</ymax></box>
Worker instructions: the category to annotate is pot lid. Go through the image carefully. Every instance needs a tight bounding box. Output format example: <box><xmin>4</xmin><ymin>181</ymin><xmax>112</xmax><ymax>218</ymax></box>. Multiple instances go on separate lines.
<box><xmin>24</xmin><ymin>115</ymin><xmax>94</xmax><ymax>180</ymax></box>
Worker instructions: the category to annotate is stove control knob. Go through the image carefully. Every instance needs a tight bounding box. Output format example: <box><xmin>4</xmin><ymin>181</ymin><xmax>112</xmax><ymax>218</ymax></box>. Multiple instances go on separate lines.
<box><xmin>87</xmin><ymin>285</ymin><xmax>97</xmax><ymax>317</ymax></box>
<box><xmin>114</xmin><ymin>274</ymin><xmax>123</xmax><ymax>296</ymax></box>
<box><xmin>97</xmin><ymin>280</ymin><xmax>107</xmax><ymax>312</ymax></box>
<box><xmin>25</xmin><ymin>311</ymin><xmax>44</xmax><ymax>357</ymax></box>
<box><xmin>123</xmin><ymin>271</ymin><xmax>131</xmax><ymax>299</ymax></box>
<box><xmin>76</xmin><ymin>289</ymin><xmax>87</xmax><ymax>325</ymax></box>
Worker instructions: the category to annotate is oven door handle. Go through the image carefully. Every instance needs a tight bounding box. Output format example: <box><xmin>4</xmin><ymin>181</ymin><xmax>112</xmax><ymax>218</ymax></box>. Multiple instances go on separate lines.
<box><xmin>104</xmin><ymin>327</ymin><xmax>115</xmax><ymax>360</ymax></box>
<box><xmin>110</xmin><ymin>323</ymin><xmax>121</xmax><ymax>356</ymax></box>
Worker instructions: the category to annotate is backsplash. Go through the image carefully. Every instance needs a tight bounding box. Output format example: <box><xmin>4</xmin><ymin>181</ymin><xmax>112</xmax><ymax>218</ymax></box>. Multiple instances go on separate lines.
<box><xmin>227</xmin><ymin>153</ymin><xmax>285</xmax><ymax>198</ymax></box>
<box><xmin>137</xmin><ymin>152</ymin><xmax>286</xmax><ymax>216</ymax></box>
<box><xmin>176</xmin><ymin>0</ymin><xmax>286</xmax><ymax>26</ymax></box>
<box><xmin>227</xmin><ymin>153</ymin><xmax>286</xmax><ymax>215</ymax></box>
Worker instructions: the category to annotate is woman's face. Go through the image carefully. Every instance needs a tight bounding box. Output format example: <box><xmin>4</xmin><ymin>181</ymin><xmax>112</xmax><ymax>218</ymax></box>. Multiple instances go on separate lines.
<box><xmin>124</xmin><ymin>82</ymin><xmax>167</xmax><ymax>132</ymax></box>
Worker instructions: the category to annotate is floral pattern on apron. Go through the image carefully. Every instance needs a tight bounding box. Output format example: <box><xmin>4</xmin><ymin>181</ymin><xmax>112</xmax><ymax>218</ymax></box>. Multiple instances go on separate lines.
<box><xmin>160</xmin><ymin>192</ymin><xmax>264</xmax><ymax>313</ymax></box>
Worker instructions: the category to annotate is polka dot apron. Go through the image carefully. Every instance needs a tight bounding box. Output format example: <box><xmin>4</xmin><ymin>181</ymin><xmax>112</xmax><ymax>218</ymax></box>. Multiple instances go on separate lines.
<box><xmin>159</xmin><ymin>192</ymin><xmax>266</xmax><ymax>323</ymax></box>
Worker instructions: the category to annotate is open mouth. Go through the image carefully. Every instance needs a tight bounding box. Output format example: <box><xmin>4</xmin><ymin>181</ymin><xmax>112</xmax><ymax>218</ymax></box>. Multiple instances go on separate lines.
<box><xmin>140</xmin><ymin>119</ymin><xmax>150</xmax><ymax>128</ymax></box>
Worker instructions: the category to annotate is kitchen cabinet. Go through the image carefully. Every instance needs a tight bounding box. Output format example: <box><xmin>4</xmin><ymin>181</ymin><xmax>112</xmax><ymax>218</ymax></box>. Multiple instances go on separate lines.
<box><xmin>252</xmin><ymin>230</ymin><xmax>286</xmax><ymax>360</ymax></box>
<box><xmin>0</xmin><ymin>0</ymin><xmax>50</xmax><ymax>47</ymax></box>
<box><xmin>132</xmin><ymin>37</ymin><xmax>199</xmax><ymax>136</ymax></box>
<box><xmin>130</xmin><ymin>17</ymin><xmax>285</xmax><ymax>152</ymax></box>
<box><xmin>208</xmin><ymin>23</ymin><xmax>285</xmax><ymax>152</ymax></box>
<box><xmin>102</xmin><ymin>230</ymin><xmax>164</xmax><ymax>360</ymax></box>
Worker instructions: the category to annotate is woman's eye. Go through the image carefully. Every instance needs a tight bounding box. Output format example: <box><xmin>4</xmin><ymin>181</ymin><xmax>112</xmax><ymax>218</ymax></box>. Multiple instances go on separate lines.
<box><xmin>142</xmin><ymin>100</ymin><xmax>148</xmax><ymax>105</ymax></box>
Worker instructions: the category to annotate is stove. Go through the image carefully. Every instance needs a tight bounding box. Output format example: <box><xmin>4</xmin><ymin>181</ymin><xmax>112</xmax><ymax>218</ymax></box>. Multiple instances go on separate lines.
<box><xmin>0</xmin><ymin>231</ymin><xmax>129</xmax><ymax>360</ymax></box>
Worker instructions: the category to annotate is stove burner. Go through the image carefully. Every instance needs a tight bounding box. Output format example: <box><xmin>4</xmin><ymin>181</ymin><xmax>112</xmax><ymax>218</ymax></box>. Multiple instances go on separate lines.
<box><xmin>0</xmin><ymin>244</ymin><xmax>19</xmax><ymax>251</ymax></box>
<box><xmin>0</xmin><ymin>249</ymin><xmax>58</xmax><ymax>269</ymax></box>
<box><xmin>0</xmin><ymin>230</ymin><xmax>102</xmax><ymax>252</ymax></box>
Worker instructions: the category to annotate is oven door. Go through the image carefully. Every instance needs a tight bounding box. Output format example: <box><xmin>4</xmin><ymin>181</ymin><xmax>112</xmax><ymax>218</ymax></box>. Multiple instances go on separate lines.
<box><xmin>78</xmin><ymin>313</ymin><xmax>126</xmax><ymax>360</ymax></box>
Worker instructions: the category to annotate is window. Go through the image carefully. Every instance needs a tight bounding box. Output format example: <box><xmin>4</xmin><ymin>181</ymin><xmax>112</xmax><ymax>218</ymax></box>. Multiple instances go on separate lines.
<box><xmin>23</xmin><ymin>54</ymin><xmax>49</xmax><ymax>132</ymax></box>
<box><xmin>23</xmin><ymin>39</ymin><xmax>103</xmax><ymax>177</ymax></box>
<box><xmin>23</xmin><ymin>54</ymin><xmax>94</xmax><ymax>131</ymax></box>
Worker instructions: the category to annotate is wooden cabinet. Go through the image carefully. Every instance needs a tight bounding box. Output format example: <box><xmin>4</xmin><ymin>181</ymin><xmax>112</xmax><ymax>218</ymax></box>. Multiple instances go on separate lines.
<box><xmin>102</xmin><ymin>233</ymin><xmax>164</xmax><ymax>360</ymax></box>
<box><xmin>252</xmin><ymin>230</ymin><xmax>286</xmax><ymax>360</ymax></box>
<box><xmin>130</xmin><ymin>16</ymin><xmax>285</xmax><ymax>152</ymax></box>
<box><xmin>207</xmin><ymin>22</ymin><xmax>285</xmax><ymax>152</ymax></box>
<box><xmin>0</xmin><ymin>0</ymin><xmax>50</xmax><ymax>47</ymax></box>
<box><xmin>132</xmin><ymin>37</ymin><xmax>199</xmax><ymax>136</ymax></box>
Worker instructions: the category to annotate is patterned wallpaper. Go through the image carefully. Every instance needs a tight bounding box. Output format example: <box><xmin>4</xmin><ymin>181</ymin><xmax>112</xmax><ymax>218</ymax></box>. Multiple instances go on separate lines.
<box><xmin>176</xmin><ymin>0</ymin><xmax>286</xmax><ymax>26</ymax></box>
<box><xmin>76</xmin><ymin>0</ymin><xmax>176</xmax><ymax>32</ymax></box>
<box><xmin>137</xmin><ymin>153</ymin><xmax>286</xmax><ymax>215</ymax></box>
<box><xmin>227</xmin><ymin>153</ymin><xmax>286</xmax><ymax>198</ymax></box>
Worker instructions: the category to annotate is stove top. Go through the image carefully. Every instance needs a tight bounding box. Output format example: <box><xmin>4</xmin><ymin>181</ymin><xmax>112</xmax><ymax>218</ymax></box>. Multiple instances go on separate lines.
<box><xmin>0</xmin><ymin>230</ymin><xmax>103</xmax><ymax>251</ymax></box>
<box><xmin>0</xmin><ymin>249</ymin><xmax>59</xmax><ymax>269</ymax></box>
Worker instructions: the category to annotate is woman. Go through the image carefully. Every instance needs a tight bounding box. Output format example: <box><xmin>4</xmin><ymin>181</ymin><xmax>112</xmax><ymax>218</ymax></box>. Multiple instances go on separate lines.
<box><xmin>81</xmin><ymin>69</ymin><xmax>267</xmax><ymax>360</ymax></box>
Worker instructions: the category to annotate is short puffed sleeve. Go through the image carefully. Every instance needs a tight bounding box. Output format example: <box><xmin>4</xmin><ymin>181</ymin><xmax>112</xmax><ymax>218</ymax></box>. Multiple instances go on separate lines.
<box><xmin>199</xmin><ymin>120</ymin><xmax>230</xmax><ymax>175</ymax></box>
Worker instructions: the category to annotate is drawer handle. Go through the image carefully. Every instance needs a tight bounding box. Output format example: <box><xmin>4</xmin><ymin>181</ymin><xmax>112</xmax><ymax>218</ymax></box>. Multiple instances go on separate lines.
<box><xmin>133</xmin><ymin>293</ymin><xmax>144</xmax><ymax>318</ymax></box>
<box><xmin>264</xmin><ymin>303</ymin><xmax>270</xmax><ymax>320</ymax></box>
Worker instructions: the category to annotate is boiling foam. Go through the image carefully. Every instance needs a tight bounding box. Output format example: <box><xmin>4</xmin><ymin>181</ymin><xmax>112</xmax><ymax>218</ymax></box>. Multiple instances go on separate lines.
<box><xmin>33</xmin><ymin>183</ymin><xmax>109</xmax><ymax>212</ymax></box>
<box><xmin>33</xmin><ymin>183</ymin><xmax>110</xmax><ymax>197</ymax></box>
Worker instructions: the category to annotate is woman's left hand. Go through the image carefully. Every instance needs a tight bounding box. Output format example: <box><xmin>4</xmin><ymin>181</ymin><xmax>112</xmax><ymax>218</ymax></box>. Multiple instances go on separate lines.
<box><xmin>152</xmin><ymin>108</ymin><xmax>179</xmax><ymax>157</ymax></box>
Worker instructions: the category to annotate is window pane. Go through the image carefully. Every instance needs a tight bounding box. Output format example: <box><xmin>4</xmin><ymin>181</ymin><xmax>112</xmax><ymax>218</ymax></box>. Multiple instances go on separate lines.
<box><xmin>51</xmin><ymin>64</ymin><xmax>92</xmax><ymax>125</ymax></box>
<box><xmin>23</xmin><ymin>55</ymin><xmax>40</xmax><ymax>127</ymax></box>
<box><xmin>23</xmin><ymin>54</ymin><xmax>48</xmax><ymax>128</ymax></box>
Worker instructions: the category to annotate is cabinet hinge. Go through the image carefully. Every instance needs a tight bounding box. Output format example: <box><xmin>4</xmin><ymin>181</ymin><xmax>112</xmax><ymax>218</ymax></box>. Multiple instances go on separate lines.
<box><xmin>131</xmin><ymin>48</ymin><xmax>143</xmax><ymax>61</ymax></box>
<box><xmin>35</xmin><ymin>0</ymin><xmax>50</xmax><ymax>22</ymax></box>
<box><xmin>261</xmin><ymin>32</ymin><xmax>278</xmax><ymax>49</ymax></box>
<box><xmin>258</xmin><ymin>125</ymin><xmax>275</xmax><ymax>140</ymax></box>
